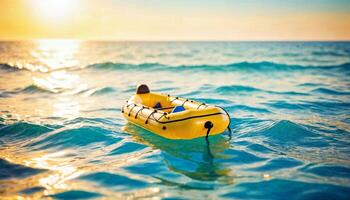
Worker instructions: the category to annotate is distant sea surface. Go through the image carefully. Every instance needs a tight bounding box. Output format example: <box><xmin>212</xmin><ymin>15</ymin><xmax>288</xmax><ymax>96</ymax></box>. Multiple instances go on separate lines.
<box><xmin>1</xmin><ymin>41</ymin><xmax>350</xmax><ymax>199</ymax></box>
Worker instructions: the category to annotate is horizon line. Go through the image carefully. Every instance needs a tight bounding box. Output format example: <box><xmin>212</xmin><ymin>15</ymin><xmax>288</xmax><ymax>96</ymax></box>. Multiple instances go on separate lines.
<box><xmin>0</xmin><ymin>38</ymin><xmax>350</xmax><ymax>43</ymax></box>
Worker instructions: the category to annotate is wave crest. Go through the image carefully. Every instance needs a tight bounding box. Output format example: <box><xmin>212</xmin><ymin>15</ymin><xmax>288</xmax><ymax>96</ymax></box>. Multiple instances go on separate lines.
<box><xmin>86</xmin><ymin>61</ymin><xmax>350</xmax><ymax>72</ymax></box>
<box><xmin>21</xmin><ymin>84</ymin><xmax>57</xmax><ymax>94</ymax></box>
<box><xmin>0</xmin><ymin>63</ymin><xmax>20</xmax><ymax>72</ymax></box>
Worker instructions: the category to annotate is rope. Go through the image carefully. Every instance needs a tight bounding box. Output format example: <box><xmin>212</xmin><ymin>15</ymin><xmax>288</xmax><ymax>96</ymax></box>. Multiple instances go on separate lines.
<box><xmin>145</xmin><ymin>112</ymin><xmax>222</xmax><ymax>124</ymax></box>
<box><xmin>145</xmin><ymin>110</ymin><xmax>157</xmax><ymax>124</ymax></box>
<box><xmin>126</xmin><ymin>103</ymin><xmax>134</xmax><ymax>108</ymax></box>
<box><xmin>134</xmin><ymin>106</ymin><xmax>145</xmax><ymax>119</ymax></box>
<box><xmin>170</xmin><ymin>97</ymin><xmax>179</xmax><ymax>103</ymax></box>
<box><xmin>155</xmin><ymin>106</ymin><xmax>175</xmax><ymax>110</ymax></box>
<box><xmin>204</xmin><ymin>121</ymin><xmax>214</xmax><ymax>163</ymax></box>
<box><xmin>128</xmin><ymin>104</ymin><xmax>137</xmax><ymax>116</ymax></box>
<box><xmin>181</xmin><ymin>99</ymin><xmax>189</xmax><ymax>107</ymax></box>
<box><xmin>197</xmin><ymin>103</ymin><xmax>206</xmax><ymax>109</ymax></box>
<box><xmin>157</xmin><ymin>112</ymin><xmax>168</xmax><ymax>121</ymax></box>
<box><xmin>227</xmin><ymin>126</ymin><xmax>232</xmax><ymax>141</ymax></box>
<box><xmin>205</xmin><ymin>132</ymin><xmax>214</xmax><ymax>165</ymax></box>
<box><xmin>215</xmin><ymin>105</ymin><xmax>232</xmax><ymax>140</ymax></box>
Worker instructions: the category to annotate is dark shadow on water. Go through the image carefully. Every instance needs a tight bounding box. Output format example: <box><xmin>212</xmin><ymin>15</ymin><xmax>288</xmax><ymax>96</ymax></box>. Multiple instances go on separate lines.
<box><xmin>0</xmin><ymin>158</ymin><xmax>47</xmax><ymax>180</ymax></box>
<box><xmin>123</xmin><ymin>123</ymin><xmax>233</xmax><ymax>183</ymax></box>
<box><xmin>204</xmin><ymin>136</ymin><xmax>214</xmax><ymax>166</ymax></box>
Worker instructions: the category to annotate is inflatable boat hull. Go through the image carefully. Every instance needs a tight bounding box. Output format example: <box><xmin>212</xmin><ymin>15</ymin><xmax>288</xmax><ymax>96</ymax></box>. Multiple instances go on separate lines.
<box><xmin>122</xmin><ymin>93</ymin><xmax>230</xmax><ymax>140</ymax></box>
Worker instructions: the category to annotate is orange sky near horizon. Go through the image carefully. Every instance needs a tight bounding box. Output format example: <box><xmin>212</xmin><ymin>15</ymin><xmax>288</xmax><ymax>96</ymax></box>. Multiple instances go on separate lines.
<box><xmin>0</xmin><ymin>0</ymin><xmax>350</xmax><ymax>41</ymax></box>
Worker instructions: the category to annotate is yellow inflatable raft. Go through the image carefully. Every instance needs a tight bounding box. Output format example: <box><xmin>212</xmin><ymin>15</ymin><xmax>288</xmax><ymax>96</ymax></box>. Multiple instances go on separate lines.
<box><xmin>122</xmin><ymin>84</ymin><xmax>231</xmax><ymax>140</ymax></box>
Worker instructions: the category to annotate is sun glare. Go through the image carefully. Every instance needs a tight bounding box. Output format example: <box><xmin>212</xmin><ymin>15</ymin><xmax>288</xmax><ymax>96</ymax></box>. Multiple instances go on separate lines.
<box><xmin>31</xmin><ymin>0</ymin><xmax>78</xmax><ymax>24</ymax></box>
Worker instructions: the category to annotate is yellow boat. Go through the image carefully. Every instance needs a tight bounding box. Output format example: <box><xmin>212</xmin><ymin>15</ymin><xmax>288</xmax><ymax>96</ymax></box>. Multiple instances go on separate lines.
<box><xmin>122</xmin><ymin>84</ymin><xmax>231</xmax><ymax>140</ymax></box>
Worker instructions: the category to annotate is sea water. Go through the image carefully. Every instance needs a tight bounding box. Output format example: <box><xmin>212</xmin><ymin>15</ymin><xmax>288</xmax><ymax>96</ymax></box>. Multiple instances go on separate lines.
<box><xmin>0</xmin><ymin>41</ymin><xmax>350</xmax><ymax>199</ymax></box>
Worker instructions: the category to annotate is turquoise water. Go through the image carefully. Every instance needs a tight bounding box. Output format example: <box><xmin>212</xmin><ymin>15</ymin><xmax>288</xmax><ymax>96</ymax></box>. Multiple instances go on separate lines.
<box><xmin>0</xmin><ymin>41</ymin><xmax>350</xmax><ymax>199</ymax></box>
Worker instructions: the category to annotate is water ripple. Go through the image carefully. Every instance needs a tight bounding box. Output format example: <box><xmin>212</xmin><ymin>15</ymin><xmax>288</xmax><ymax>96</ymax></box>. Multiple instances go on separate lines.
<box><xmin>1</xmin><ymin>41</ymin><xmax>350</xmax><ymax>199</ymax></box>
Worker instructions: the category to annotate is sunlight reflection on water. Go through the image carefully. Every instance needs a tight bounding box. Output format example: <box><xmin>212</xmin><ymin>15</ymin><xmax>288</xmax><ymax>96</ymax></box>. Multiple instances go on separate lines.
<box><xmin>34</xmin><ymin>39</ymin><xmax>80</xmax><ymax>70</ymax></box>
<box><xmin>0</xmin><ymin>41</ymin><xmax>350</xmax><ymax>199</ymax></box>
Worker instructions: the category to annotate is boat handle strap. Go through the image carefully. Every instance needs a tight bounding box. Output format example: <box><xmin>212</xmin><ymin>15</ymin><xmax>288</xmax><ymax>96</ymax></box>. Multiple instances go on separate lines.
<box><xmin>197</xmin><ymin>103</ymin><xmax>206</xmax><ymax>109</ymax></box>
<box><xmin>128</xmin><ymin>104</ymin><xmax>137</xmax><ymax>116</ymax></box>
<box><xmin>145</xmin><ymin>110</ymin><xmax>157</xmax><ymax>124</ymax></box>
<box><xmin>135</xmin><ymin>106</ymin><xmax>145</xmax><ymax>119</ymax></box>
<box><xmin>215</xmin><ymin>105</ymin><xmax>232</xmax><ymax>140</ymax></box>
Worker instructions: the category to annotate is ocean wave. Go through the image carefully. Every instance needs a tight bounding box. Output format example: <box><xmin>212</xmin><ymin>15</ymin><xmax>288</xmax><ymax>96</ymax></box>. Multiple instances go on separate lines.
<box><xmin>216</xmin><ymin>85</ymin><xmax>262</xmax><ymax>93</ymax></box>
<box><xmin>311</xmin><ymin>88</ymin><xmax>350</xmax><ymax>95</ymax></box>
<box><xmin>88</xmin><ymin>87</ymin><xmax>118</xmax><ymax>96</ymax></box>
<box><xmin>218</xmin><ymin>148</ymin><xmax>267</xmax><ymax>165</ymax></box>
<box><xmin>221</xmin><ymin>179</ymin><xmax>350</xmax><ymax>199</ymax></box>
<box><xmin>300</xmin><ymin>164</ymin><xmax>350</xmax><ymax>179</ymax></box>
<box><xmin>265</xmin><ymin>100</ymin><xmax>350</xmax><ymax>114</ymax></box>
<box><xmin>25</xmin><ymin>126</ymin><xmax>122</xmax><ymax>150</ymax></box>
<box><xmin>79</xmin><ymin>172</ymin><xmax>148</xmax><ymax>191</ymax></box>
<box><xmin>0</xmin><ymin>91</ymin><xmax>14</xmax><ymax>98</ymax></box>
<box><xmin>2</xmin><ymin>61</ymin><xmax>350</xmax><ymax>73</ymax></box>
<box><xmin>0</xmin><ymin>63</ymin><xmax>20</xmax><ymax>72</ymax></box>
<box><xmin>226</xmin><ymin>104</ymin><xmax>271</xmax><ymax>113</ymax></box>
<box><xmin>0</xmin><ymin>158</ymin><xmax>47</xmax><ymax>180</ymax></box>
<box><xmin>87</xmin><ymin>62</ymin><xmax>164</xmax><ymax>71</ymax></box>
<box><xmin>312</xmin><ymin>51</ymin><xmax>348</xmax><ymax>57</ymax></box>
<box><xmin>246</xmin><ymin>157</ymin><xmax>302</xmax><ymax>172</ymax></box>
<box><xmin>0</xmin><ymin>122</ymin><xmax>54</xmax><ymax>143</ymax></box>
<box><xmin>240</xmin><ymin>120</ymin><xmax>327</xmax><ymax>147</ymax></box>
<box><xmin>86</xmin><ymin>61</ymin><xmax>350</xmax><ymax>72</ymax></box>
<box><xmin>2</xmin><ymin>41</ymin><xmax>350</xmax><ymax>199</ymax></box>
<box><xmin>21</xmin><ymin>84</ymin><xmax>57</xmax><ymax>94</ymax></box>
<box><xmin>281</xmin><ymin>52</ymin><xmax>301</xmax><ymax>57</ymax></box>
<box><xmin>48</xmin><ymin>190</ymin><xmax>102</xmax><ymax>199</ymax></box>
<box><xmin>108</xmin><ymin>141</ymin><xmax>148</xmax><ymax>156</ymax></box>
<box><xmin>298</xmin><ymin>83</ymin><xmax>326</xmax><ymax>87</ymax></box>
<box><xmin>1</xmin><ymin>84</ymin><xmax>62</xmax><ymax>96</ymax></box>
<box><xmin>19</xmin><ymin>186</ymin><xmax>46</xmax><ymax>195</ymax></box>
<box><xmin>216</xmin><ymin>85</ymin><xmax>308</xmax><ymax>96</ymax></box>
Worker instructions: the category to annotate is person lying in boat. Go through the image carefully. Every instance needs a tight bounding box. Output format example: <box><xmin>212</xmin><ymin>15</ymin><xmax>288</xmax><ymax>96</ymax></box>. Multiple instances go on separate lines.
<box><xmin>136</xmin><ymin>84</ymin><xmax>185</xmax><ymax>113</ymax></box>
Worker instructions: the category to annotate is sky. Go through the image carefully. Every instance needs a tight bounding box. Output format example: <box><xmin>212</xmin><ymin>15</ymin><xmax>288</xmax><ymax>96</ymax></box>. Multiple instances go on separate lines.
<box><xmin>0</xmin><ymin>0</ymin><xmax>350</xmax><ymax>41</ymax></box>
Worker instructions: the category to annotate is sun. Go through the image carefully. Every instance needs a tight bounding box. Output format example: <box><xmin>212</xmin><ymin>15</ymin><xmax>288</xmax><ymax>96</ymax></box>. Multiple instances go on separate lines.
<box><xmin>31</xmin><ymin>0</ymin><xmax>79</xmax><ymax>24</ymax></box>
